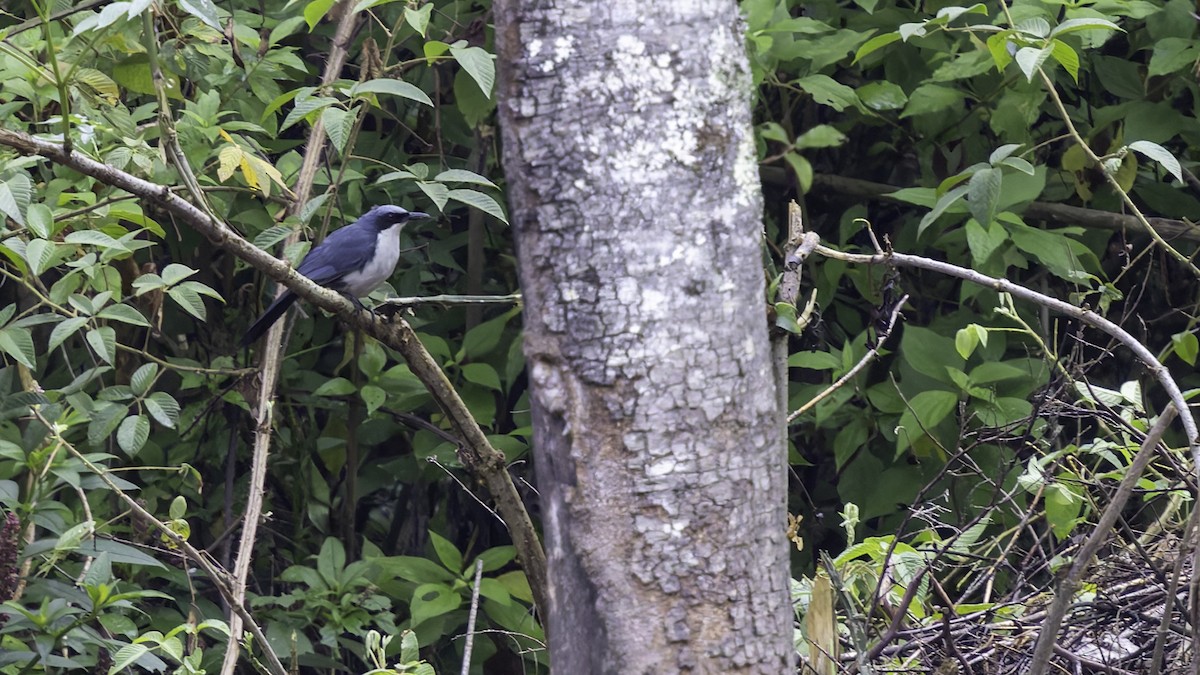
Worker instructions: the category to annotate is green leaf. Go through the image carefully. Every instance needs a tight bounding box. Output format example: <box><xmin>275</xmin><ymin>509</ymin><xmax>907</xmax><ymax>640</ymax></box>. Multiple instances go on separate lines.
<box><xmin>1044</xmin><ymin>483</ymin><xmax>1082</xmax><ymax>540</ymax></box>
<box><xmin>788</xmin><ymin>351</ymin><xmax>841</xmax><ymax>370</ymax></box>
<box><xmin>117</xmin><ymin>414</ymin><xmax>150</xmax><ymax>456</ymax></box>
<box><xmin>461</xmin><ymin>363</ymin><xmax>502</xmax><ymax>391</ymax></box>
<box><xmin>434</xmin><ymin>169</ymin><xmax>498</xmax><ymax>189</ymax></box>
<box><xmin>97</xmin><ymin>303</ymin><xmax>150</xmax><ymax>327</ymax></box>
<box><xmin>934</xmin><ymin>3</ymin><xmax>988</xmax><ymax>22</ymax></box>
<box><xmin>281</xmin><ymin>95</ymin><xmax>338</xmax><ymax>132</ymax></box>
<box><xmin>856</xmin><ymin>81</ymin><xmax>907</xmax><ymax>111</ymax></box>
<box><xmin>26</xmin><ymin>204</ymin><xmax>52</xmax><ymax>238</ymax></box>
<box><xmin>316</xmin><ymin>537</ymin><xmax>346</xmax><ymax>584</ymax></box>
<box><xmin>448</xmin><ymin>43</ymin><xmax>495</xmax><ymax>99</ymax></box>
<box><xmin>65</xmin><ymin>230</ymin><xmax>123</xmax><ymax>250</ymax></box>
<box><xmin>1173</xmin><ymin>331</ymin><xmax>1198</xmax><ymax>366</ymax></box>
<box><xmin>0</xmin><ymin>172</ymin><xmax>32</xmax><ymax>226</ymax></box>
<box><xmin>304</xmin><ymin>0</ymin><xmax>336</xmax><ymax>31</ymax></box>
<box><xmin>145</xmin><ymin>392</ymin><xmax>181</xmax><ymax>428</ymax></box>
<box><xmin>965</xmin><ymin>218</ymin><xmax>1007</xmax><ymax>264</ymax></box>
<box><xmin>409</xmin><ymin>582</ymin><xmax>461</xmax><ymax>627</ymax></box>
<box><xmin>472</xmin><ymin>546</ymin><xmax>516</xmax><ymax>573</ymax></box>
<box><xmin>1049</xmin><ymin>40</ymin><xmax>1080</xmax><ymax>83</ymax></box>
<box><xmin>360</xmin><ymin>384</ymin><xmax>387</xmax><ymax>415</ymax></box>
<box><xmin>1050</xmin><ymin>17</ymin><xmax>1121</xmax><ymax>37</ymax></box>
<box><xmin>87</xmin><ymin>326</ymin><xmax>117</xmax><ymax>364</ymax></box>
<box><xmin>253</xmin><ymin>224</ymin><xmax>295</xmax><ymax>249</ymax></box>
<box><xmin>321</xmin><ymin>106</ymin><xmax>355</xmax><ymax>153</ymax></box>
<box><xmin>350</xmin><ymin>78</ymin><xmax>434</xmax><ymax>107</ymax></box>
<box><xmin>917</xmin><ymin>184</ymin><xmax>969</xmax><ymax>235</ymax></box>
<box><xmin>24</xmin><ymin>238</ymin><xmax>56</xmax><ymax>275</ymax></box>
<box><xmin>0</xmin><ymin>327</ymin><xmax>35</xmax><ymax>368</ymax></box>
<box><xmin>167</xmin><ymin>285</ymin><xmax>207</xmax><ymax>320</ymax></box>
<box><xmin>109</xmin><ymin>643</ymin><xmax>151</xmax><ymax>675</ymax></box>
<box><xmin>1014</xmin><ymin>46</ymin><xmax>1051</xmax><ymax>82</ymax></box>
<box><xmin>1128</xmin><ymin>140</ymin><xmax>1183</xmax><ymax>183</ymax></box>
<box><xmin>314</xmin><ymin>377</ymin><xmax>356</xmax><ymax>396</ymax></box>
<box><xmin>783</xmin><ymin>153</ymin><xmax>813</xmax><ymax>193</ymax></box>
<box><xmin>1015</xmin><ymin>17</ymin><xmax>1051</xmax><ymax>38</ymax></box>
<box><xmin>1000</xmin><ymin>156</ymin><xmax>1036</xmax><ymax>175</ymax></box>
<box><xmin>988</xmin><ymin>144</ymin><xmax>1022</xmax><ymax>164</ymax></box>
<box><xmin>130</xmin><ymin>363</ymin><xmax>158</xmax><ymax>397</ymax></box>
<box><xmin>447</xmin><ymin>189</ymin><xmax>508</xmax><ymax>224</ymax></box>
<box><xmin>405</xmin><ymin>4</ymin><xmax>432</xmax><ymax>36</ymax></box>
<box><xmin>48</xmin><ymin>316</ymin><xmax>88</xmax><ymax>352</ymax></box>
<box><xmin>853</xmin><ymin>32</ymin><xmax>901</xmax><ymax>63</ymax></box>
<box><xmin>901</xmin><ymin>325</ymin><xmax>965</xmax><ymax>384</ymax></box>
<box><xmin>1148</xmin><ymin>37</ymin><xmax>1199</xmax><ymax>77</ymax></box>
<box><xmin>986</xmin><ymin>31</ymin><xmax>1015</xmax><ymax>72</ymax></box>
<box><xmin>794</xmin><ymin>124</ymin><xmax>847</xmax><ymax>149</ymax></box>
<box><xmin>900</xmin><ymin>84</ymin><xmax>963</xmax><ymax>118</ymax></box>
<box><xmin>89</xmin><ymin>402</ymin><xmax>126</xmax><ymax>446</ymax></box>
<box><xmin>896</xmin><ymin>390</ymin><xmax>958</xmax><ymax>455</ymax></box>
<box><xmin>460</xmin><ymin>310</ymin><xmax>515</xmax><ymax>358</ymax></box>
<box><xmin>374</xmin><ymin>555</ymin><xmax>457</xmax><ymax>583</ymax></box>
<box><xmin>795</xmin><ymin>75</ymin><xmax>859</xmax><ymax>112</ymax></box>
<box><xmin>178</xmin><ymin>0</ymin><xmax>222</xmax><ymax>31</ymax></box>
<box><xmin>967</xmin><ymin>167</ymin><xmax>1002</xmax><ymax>226</ymax></box>
<box><xmin>429</xmin><ymin>530</ymin><xmax>463</xmax><ymax>573</ymax></box>
<box><xmin>955</xmin><ymin>327</ymin><xmax>979</xmax><ymax>360</ymax></box>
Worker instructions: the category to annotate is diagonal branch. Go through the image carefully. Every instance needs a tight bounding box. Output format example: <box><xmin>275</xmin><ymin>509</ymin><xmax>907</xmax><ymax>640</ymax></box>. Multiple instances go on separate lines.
<box><xmin>0</xmin><ymin>125</ymin><xmax>550</xmax><ymax>616</ymax></box>
<box><xmin>221</xmin><ymin>4</ymin><xmax>364</xmax><ymax>672</ymax></box>
<box><xmin>796</xmin><ymin>238</ymin><xmax>1199</xmax><ymax>464</ymax></box>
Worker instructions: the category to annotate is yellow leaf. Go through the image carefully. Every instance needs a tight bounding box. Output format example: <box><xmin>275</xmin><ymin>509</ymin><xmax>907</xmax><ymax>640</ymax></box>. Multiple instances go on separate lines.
<box><xmin>217</xmin><ymin>145</ymin><xmax>241</xmax><ymax>182</ymax></box>
<box><xmin>238</xmin><ymin>156</ymin><xmax>262</xmax><ymax>194</ymax></box>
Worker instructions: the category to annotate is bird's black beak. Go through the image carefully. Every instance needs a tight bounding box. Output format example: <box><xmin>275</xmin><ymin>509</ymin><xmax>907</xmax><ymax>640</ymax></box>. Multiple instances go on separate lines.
<box><xmin>408</xmin><ymin>211</ymin><xmax>431</xmax><ymax>220</ymax></box>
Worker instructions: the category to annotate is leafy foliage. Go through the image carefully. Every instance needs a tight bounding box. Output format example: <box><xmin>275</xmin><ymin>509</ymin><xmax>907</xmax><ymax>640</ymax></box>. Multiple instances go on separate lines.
<box><xmin>758</xmin><ymin>0</ymin><xmax>1199</xmax><ymax>668</ymax></box>
<box><xmin>0</xmin><ymin>0</ymin><xmax>529</xmax><ymax>671</ymax></box>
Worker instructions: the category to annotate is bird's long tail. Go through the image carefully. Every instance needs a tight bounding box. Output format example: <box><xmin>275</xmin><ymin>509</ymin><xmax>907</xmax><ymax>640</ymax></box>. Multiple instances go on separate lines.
<box><xmin>240</xmin><ymin>291</ymin><xmax>298</xmax><ymax>347</ymax></box>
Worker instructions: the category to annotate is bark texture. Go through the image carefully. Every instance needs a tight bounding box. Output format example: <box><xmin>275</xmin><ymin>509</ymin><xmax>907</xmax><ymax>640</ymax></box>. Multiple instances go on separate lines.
<box><xmin>494</xmin><ymin>2</ymin><xmax>793</xmax><ymax>672</ymax></box>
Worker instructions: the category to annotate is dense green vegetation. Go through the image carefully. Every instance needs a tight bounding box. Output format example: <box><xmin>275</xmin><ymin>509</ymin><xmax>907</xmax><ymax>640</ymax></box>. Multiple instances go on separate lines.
<box><xmin>0</xmin><ymin>0</ymin><xmax>1196</xmax><ymax>671</ymax></box>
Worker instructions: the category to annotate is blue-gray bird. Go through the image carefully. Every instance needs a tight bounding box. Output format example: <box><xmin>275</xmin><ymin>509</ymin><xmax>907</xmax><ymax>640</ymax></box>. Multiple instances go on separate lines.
<box><xmin>241</xmin><ymin>205</ymin><xmax>430</xmax><ymax>346</ymax></box>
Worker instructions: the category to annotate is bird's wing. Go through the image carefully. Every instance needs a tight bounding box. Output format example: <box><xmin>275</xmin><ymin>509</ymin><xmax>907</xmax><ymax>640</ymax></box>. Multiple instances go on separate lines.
<box><xmin>295</xmin><ymin>223</ymin><xmax>375</xmax><ymax>285</ymax></box>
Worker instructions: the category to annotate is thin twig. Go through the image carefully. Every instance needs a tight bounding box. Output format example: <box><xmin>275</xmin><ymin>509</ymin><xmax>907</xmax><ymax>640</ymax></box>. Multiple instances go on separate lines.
<box><xmin>788</xmin><ymin>294</ymin><xmax>909</xmax><ymax>422</ymax></box>
<box><xmin>801</xmin><ymin>243</ymin><xmax>1199</xmax><ymax>463</ymax></box>
<box><xmin>29</xmin><ymin>407</ymin><xmax>286</xmax><ymax>675</ymax></box>
<box><xmin>461</xmin><ymin>559</ymin><xmax>484</xmax><ymax>675</ymax></box>
<box><xmin>1027</xmin><ymin>404</ymin><xmax>1177</xmax><ymax>675</ymax></box>
<box><xmin>1037</xmin><ymin>69</ymin><xmax>1198</xmax><ymax>277</ymax></box>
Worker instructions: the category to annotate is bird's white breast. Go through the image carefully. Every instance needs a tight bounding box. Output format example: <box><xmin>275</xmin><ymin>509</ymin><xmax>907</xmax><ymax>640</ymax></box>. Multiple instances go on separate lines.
<box><xmin>341</xmin><ymin>225</ymin><xmax>402</xmax><ymax>297</ymax></box>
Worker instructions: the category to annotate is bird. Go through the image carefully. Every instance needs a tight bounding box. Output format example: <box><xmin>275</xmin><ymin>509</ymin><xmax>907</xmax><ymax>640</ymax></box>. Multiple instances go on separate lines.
<box><xmin>240</xmin><ymin>205</ymin><xmax>430</xmax><ymax>346</ymax></box>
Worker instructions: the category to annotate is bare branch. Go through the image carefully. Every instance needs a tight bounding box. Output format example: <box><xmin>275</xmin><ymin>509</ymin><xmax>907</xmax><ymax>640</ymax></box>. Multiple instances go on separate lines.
<box><xmin>1027</xmin><ymin>404</ymin><xmax>1177</xmax><ymax>675</ymax></box>
<box><xmin>801</xmin><ymin>240</ymin><xmax>1199</xmax><ymax>463</ymax></box>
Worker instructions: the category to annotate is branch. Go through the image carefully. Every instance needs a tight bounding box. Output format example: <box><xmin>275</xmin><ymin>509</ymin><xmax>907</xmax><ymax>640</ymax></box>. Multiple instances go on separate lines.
<box><xmin>797</xmin><ymin>238</ymin><xmax>1199</xmax><ymax>465</ymax></box>
<box><xmin>1027</xmin><ymin>404</ymin><xmax>1177</xmax><ymax>675</ymax></box>
<box><xmin>0</xmin><ymin>126</ymin><xmax>550</xmax><ymax>615</ymax></box>
<box><xmin>795</xmin><ymin>172</ymin><xmax>1200</xmax><ymax>243</ymax></box>
<box><xmin>29</xmin><ymin>408</ymin><xmax>287</xmax><ymax>675</ymax></box>
<box><xmin>221</xmin><ymin>3</ymin><xmax>363</xmax><ymax>671</ymax></box>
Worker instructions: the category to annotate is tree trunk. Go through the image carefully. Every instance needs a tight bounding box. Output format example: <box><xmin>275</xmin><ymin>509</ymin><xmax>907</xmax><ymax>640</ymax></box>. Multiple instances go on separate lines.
<box><xmin>494</xmin><ymin>2</ymin><xmax>793</xmax><ymax>672</ymax></box>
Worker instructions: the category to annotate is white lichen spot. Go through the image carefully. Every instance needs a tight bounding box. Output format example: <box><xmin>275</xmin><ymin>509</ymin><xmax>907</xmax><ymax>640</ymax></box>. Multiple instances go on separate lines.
<box><xmin>616</xmin><ymin>278</ymin><xmax>640</xmax><ymax>304</ymax></box>
<box><xmin>562</xmin><ymin>286</ymin><xmax>580</xmax><ymax>302</ymax></box>
<box><xmin>527</xmin><ymin>39</ymin><xmax>543</xmax><ymax>59</ymax></box>
<box><xmin>641</xmin><ymin>288</ymin><xmax>667</xmax><ymax>314</ymax></box>
<box><xmin>646</xmin><ymin>458</ymin><xmax>676</xmax><ymax>477</ymax></box>
<box><xmin>616</xmin><ymin>34</ymin><xmax>646</xmax><ymax>56</ymax></box>
<box><xmin>554</xmin><ymin>36</ymin><xmax>575</xmax><ymax>62</ymax></box>
<box><xmin>663</xmin><ymin>520</ymin><xmax>687</xmax><ymax>537</ymax></box>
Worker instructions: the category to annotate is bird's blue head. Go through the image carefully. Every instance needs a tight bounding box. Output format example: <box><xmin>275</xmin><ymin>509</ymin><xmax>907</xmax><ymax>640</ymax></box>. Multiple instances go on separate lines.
<box><xmin>362</xmin><ymin>205</ymin><xmax>431</xmax><ymax>230</ymax></box>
